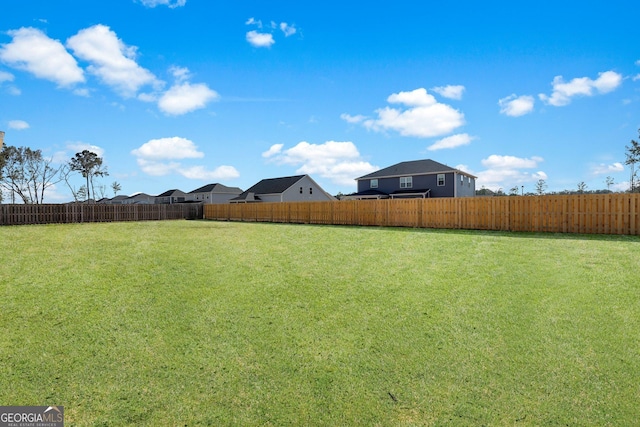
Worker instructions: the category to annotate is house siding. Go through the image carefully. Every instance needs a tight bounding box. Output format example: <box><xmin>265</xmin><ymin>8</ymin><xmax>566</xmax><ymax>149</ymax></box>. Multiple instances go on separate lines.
<box><xmin>281</xmin><ymin>175</ymin><xmax>333</xmax><ymax>202</ymax></box>
<box><xmin>188</xmin><ymin>192</ymin><xmax>241</xmax><ymax>204</ymax></box>
<box><xmin>455</xmin><ymin>173</ymin><xmax>476</xmax><ymax>197</ymax></box>
<box><xmin>358</xmin><ymin>172</ymin><xmax>458</xmax><ymax>198</ymax></box>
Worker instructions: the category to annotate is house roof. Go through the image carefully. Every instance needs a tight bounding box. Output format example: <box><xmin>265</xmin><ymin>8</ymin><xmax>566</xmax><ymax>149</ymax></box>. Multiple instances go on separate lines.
<box><xmin>357</xmin><ymin>159</ymin><xmax>476</xmax><ymax>180</ymax></box>
<box><xmin>126</xmin><ymin>192</ymin><xmax>153</xmax><ymax>199</ymax></box>
<box><xmin>231</xmin><ymin>175</ymin><xmax>306</xmax><ymax>201</ymax></box>
<box><xmin>156</xmin><ymin>189</ymin><xmax>185</xmax><ymax>197</ymax></box>
<box><xmin>188</xmin><ymin>183</ymin><xmax>242</xmax><ymax>194</ymax></box>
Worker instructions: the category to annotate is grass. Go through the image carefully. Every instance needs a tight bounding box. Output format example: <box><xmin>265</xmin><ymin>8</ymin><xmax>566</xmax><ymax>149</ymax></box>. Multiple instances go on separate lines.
<box><xmin>0</xmin><ymin>220</ymin><xmax>639</xmax><ymax>426</ymax></box>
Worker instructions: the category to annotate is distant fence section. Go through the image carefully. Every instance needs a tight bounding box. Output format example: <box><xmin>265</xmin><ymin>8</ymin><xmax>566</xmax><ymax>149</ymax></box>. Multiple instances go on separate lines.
<box><xmin>204</xmin><ymin>194</ymin><xmax>640</xmax><ymax>235</ymax></box>
<box><xmin>0</xmin><ymin>203</ymin><xmax>203</xmax><ymax>226</ymax></box>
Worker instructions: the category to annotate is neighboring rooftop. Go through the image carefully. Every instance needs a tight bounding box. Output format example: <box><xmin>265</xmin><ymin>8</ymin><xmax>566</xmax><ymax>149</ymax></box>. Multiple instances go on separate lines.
<box><xmin>357</xmin><ymin>159</ymin><xmax>476</xmax><ymax>180</ymax></box>
<box><xmin>188</xmin><ymin>183</ymin><xmax>242</xmax><ymax>194</ymax></box>
<box><xmin>233</xmin><ymin>175</ymin><xmax>306</xmax><ymax>200</ymax></box>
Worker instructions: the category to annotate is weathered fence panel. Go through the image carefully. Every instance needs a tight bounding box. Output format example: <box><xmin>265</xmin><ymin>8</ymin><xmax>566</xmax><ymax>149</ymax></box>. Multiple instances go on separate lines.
<box><xmin>204</xmin><ymin>195</ymin><xmax>640</xmax><ymax>235</ymax></box>
<box><xmin>0</xmin><ymin>203</ymin><xmax>202</xmax><ymax>226</ymax></box>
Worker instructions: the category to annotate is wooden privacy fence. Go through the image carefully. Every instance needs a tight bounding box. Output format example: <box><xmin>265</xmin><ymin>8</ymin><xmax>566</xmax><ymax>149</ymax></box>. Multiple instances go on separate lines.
<box><xmin>204</xmin><ymin>194</ymin><xmax>640</xmax><ymax>235</ymax></box>
<box><xmin>0</xmin><ymin>203</ymin><xmax>203</xmax><ymax>226</ymax></box>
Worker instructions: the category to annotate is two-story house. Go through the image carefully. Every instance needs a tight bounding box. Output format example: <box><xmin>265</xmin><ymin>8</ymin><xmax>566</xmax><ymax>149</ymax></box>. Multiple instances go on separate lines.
<box><xmin>349</xmin><ymin>159</ymin><xmax>476</xmax><ymax>199</ymax></box>
<box><xmin>186</xmin><ymin>183</ymin><xmax>243</xmax><ymax>204</ymax></box>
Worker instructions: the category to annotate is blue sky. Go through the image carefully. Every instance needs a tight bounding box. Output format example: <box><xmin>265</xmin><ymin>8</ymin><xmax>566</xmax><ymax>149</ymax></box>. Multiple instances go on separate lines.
<box><xmin>1</xmin><ymin>0</ymin><xmax>639</xmax><ymax>201</ymax></box>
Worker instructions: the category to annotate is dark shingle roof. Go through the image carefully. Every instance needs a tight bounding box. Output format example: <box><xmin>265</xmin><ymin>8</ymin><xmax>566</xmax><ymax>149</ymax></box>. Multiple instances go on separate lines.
<box><xmin>357</xmin><ymin>159</ymin><xmax>475</xmax><ymax>180</ymax></box>
<box><xmin>232</xmin><ymin>175</ymin><xmax>305</xmax><ymax>201</ymax></box>
<box><xmin>188</xmin><ymin>183</ymin><xmax>242</xmax><ymax>194</ymax></box>
<box><xmin>156</xmin><ymin>189</ymin><xmax>183</xmax><ymax>197</ymax></box>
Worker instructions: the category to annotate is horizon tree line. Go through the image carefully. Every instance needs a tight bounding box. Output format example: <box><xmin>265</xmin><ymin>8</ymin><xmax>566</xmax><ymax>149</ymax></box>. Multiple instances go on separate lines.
<box><xmin>0</xmin><ymin>134</ymin><xmax>118</xmax><ymax>204</ymax></box>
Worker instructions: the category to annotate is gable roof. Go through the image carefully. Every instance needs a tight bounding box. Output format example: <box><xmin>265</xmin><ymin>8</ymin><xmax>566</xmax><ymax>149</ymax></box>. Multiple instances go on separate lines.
<box><xmin>188</xmin><ymin>183</ymin><xmax>242</xmax><ymax>194</ymax></box>
<box><xmin>357</xmin><ymin>159</ymin><xmax>476</xmax><ymax>180</ymax></box>
<box><xmin>231</xmin><ymin>175</ymin><xmax>308</xmax><ymax>202</ymax></box>
<box><xmin>237</xmin><ymin>175</ymin><xmax>305</xmax><ymax>197</ymax></box>
<box><xmin>156</xmin><ymin>189</ymin><xmax>185</xmax><ymax>197</ymax></box>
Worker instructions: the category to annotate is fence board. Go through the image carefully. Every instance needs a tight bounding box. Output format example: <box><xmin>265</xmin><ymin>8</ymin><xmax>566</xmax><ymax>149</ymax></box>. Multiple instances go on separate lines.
<box><xmin>203</xmin><ymin>195</ymin><xmax>640</xmax><ymax>235</ymax></box>
<box><xmin>0</xmin><ymin>203</ymin><xmax>201</xmax><ymax>226</ymax></box>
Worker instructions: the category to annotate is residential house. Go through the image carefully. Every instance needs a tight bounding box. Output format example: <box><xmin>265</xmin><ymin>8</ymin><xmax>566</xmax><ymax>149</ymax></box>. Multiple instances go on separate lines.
<box><xmin>230</xmin><ymin>175</ymin><xmax>336</xmax><ymax>203</ymax></box>
<box><xmin>123</xmin><ymin>193</ymin><xmax>155</xmax><ymax>204</ymax></box>
<box><xmin>349</xmin><ymin>159</ymin><xmax>476</xmax><ymax>199</ymax></box>
<box><xmin>155</xmin><ymin>189</ymin><xmax>187</xmax><ymax>204</ymax></box>
<box><xmin>186</xmin><ymin>183</ymin><xmax>243</xmax><ymax>204</ymax></box>
<box><xmin>98</xmin><ymin>195</ymin><xmax>129</xmax><ymax>204</ymax></box>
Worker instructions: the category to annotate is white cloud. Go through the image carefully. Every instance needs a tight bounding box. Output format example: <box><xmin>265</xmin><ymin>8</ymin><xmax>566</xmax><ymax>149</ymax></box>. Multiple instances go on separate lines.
<box><xmin>280</xmin><ymin>22</ymin><xmax>297</xmax><ymax>37</ymax></box>
<box><xmin>246</xmin><ymin>31</ymin><xmax>275</xmax><ymax>48</ymax></box>
<box><xmin>131</xmin><ymin>136</ymin><xmax>235</xmax><ymax>180</ymax></box>
<box><xmin>498</xmin><ymin>94</ymin><xmax>535</xmax><ymax>117</ymax></box>
<box><xmin>482</xmin><ymin>155</ymin><xmax>543</xmax><ymax>169</ymax></box>
<box><xmin>0</xmin><ymin>27</ymin><xmax>85</xmax><ymax>87</ymax></box>
<box><xmin>158</xmin><ymin>82</ymin><xmax>219</xmax><ymax>115</ymax></box>
<box><xmin>591</xmin><ymin>162</ymin><xmax>624</xmax><ymax>176</ymax></box>
<box><xmin>66</xmin><ymin>142</ymin><xmax>105</xmax><ymax>157</ymax></box>
<box><xmin>135</xmin><ymin>158</ymin><xmax>181</xmax><ymax>176</ymax></box>
<box><xmin>340</xmin><ymin>113</ymin><xmax>367</xmax><ymax>124</ymax></box>
<box><xmin>245</xmin><ymin>17</ymin><xmax>263</xmax><ymax>28</ymax></box>
<box><xmin>539</xmin><ymin>70</ymin><xmax>623</xmax><ymax>107</ymax></box>
<box><xmin>169</xmin><ymin>65</ymin><xmax>190</xmax><ymax>83</ymax></box>
<box><xmin>266</xmin><ymin>140</ymin><xmax>378</xmax><ymax>185</ymax></box>
<box><xmin>177</xmin><ymin>165</ymin><xmax>240</xmax><ymax>180</ymax></box>
<box><xmin>427</xmin><ymin>133</ymin><xmax>474</xmax><ymax>151</ymax></box>
<box><xmin>476</xmin><ymin>155</ymin><xmax>546</xmax><ymax>191</ymax></box>
<box><xmin>66</xmin><ymin>25</ymin><xmax>159</xmax><ymax>97</ymax></box>
<box><xmin>346</xmin><ymin>88</ymin><xmax>465</xmax><ymax>138</ymax></box>
<box><xmin>73</xmin><ymin>87</ymin><xmax>90</xmax><ymax>97</ymax></box>
<box><xmin>131</xmin><ymin>136</ymin><xmax>204</xmax><ymax>160</ymax></box>
<box><xmin>138</xmin><ymin>0</ymin><xmax>186</xmax><ymax>8</ymax></box>
<box><xmin>262</xmin><ymin>144</ymin><xmax>284</xmax><ymax>158</ymax></box>
<box><xmin>387</xmin><ymin>88</ymin><xmax>436</xmax><ymax>106</ymax></box>
<box><xmin>431</xmin><ymin>85</ymin><xmax>465</xmax><ymax>100</ymax></box>
<box><xmin>8</xmin><ymin>120</ymin><xmax>29</xmax><ymax>130</ymax></box>
<box><xmin>0</xmin><ymin>70</ymin><xmax>14</xmax><ymax>83</ymax></box>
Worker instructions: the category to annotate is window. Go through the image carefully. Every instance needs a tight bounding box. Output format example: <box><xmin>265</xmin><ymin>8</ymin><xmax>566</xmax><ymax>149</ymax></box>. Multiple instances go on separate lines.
<box><xmin>400</xmin><ymin>176</ymin><xmax>412</xmax><ymax>188</ymax></box>
<box><xmin>300</xmin><ymin>187</ymin><xmax>303</xmax><ymax>194</ymax></box>
<box><xmin>460</xmin><ymin>175</ymin><xmax>464</xmax><ymax>185</ymax></box>
<box><xmin>468</xmin><ymin>177</ymin><xmax>472</xmax><ymax>187</ymax></box>
<box><xmin>309</xmin><ymin>187</ymin><xmax>313</xmax><ymax>194</ymax></box>
<box><xmin>437</xmin><ymin>174</ymin><xmax>445</xmax><ymax>186</ymax></box>
<box><xmin>370</xmin><ymin>179</ymin><xmax>378</xmax><ymax>189</ymax></box>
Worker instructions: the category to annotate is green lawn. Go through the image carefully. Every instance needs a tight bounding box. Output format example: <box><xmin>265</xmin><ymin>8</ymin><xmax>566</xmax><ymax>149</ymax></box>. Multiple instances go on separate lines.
<box><xmin>1</xmin><ymin>220</ymin><xmax>639</xmax><ymax>426</ymax></box>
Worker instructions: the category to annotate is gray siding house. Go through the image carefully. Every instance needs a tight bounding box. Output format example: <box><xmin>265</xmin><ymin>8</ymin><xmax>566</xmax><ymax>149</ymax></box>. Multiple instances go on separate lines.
<box><xmin>123</xmin><ymin>193</ymin><xmax>155</xmax><ymax>204</ymax></box>
<box><xmin>155</xmin><ymin>189</ymin><xmax>187</xmax><ymax>204</ymax></box>
<box><xmin>230</xmin><ymin>175</ymin><xmax>336</xmax><ymax>203</ymax></box>
<box><xmin>350</xmin><ymin>159</ymin><xmax>476</xmax><ymax>199</ymax></box>
<box><xmin>98</xmin><ymin>195</ymin><xmax>129</xmax><ymax>204</ymax></box>
<box><xmin>186</xmin><ymin>183</ymin><xmax>243</xmax><ymax>204</ymax></box>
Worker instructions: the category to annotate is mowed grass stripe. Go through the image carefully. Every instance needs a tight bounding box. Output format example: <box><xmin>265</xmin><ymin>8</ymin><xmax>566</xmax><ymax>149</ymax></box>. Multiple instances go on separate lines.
<box><xmin>1</xmin><ymin>221</ymin><xmax>638</xmax><ymax>425</ymax></box>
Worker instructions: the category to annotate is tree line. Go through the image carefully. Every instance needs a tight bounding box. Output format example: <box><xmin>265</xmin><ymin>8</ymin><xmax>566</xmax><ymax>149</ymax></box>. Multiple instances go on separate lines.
<box><xmin>478</xmin><ymin>129</ymin><xmax>640</xmax><ymax>196</ymax></box>
<box><xmin>0</xmin><ymin>137</ymin><xmax>120</xmax><ymax>204</ymax></box>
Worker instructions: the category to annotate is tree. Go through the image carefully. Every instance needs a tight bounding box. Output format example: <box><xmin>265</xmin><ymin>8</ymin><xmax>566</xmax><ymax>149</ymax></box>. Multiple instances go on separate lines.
<box><xmin>605</xmin><ymin>176</ymin><xmax>614</xmax><ymax>192</ymax></box>
<box><xmin>111</xmin><ymin>181</ymin><xmax>122</xmax><ymax>197</ymax></box>
<box><xmin>69</xmin><ymin>150</ymin><xmax>108</xmax><ymax>202</ymax></box>
<box><xmin>535</xmin><ymin>179</ymin><xmax>547</xmax><ymax>195</ymax></box>
<box><xmin>625</xmin><ymin>129</ymin><xmax>640</xmax><ymax>193</ymax></box>
<box><xmin>577</xmin><ymin>181</ymin><xmax>588</xmax><ymax>194</ymax></box>
<box><xmin>76</xmin><ymin>185</ymin><xmax>88</xmax><ymax>202</ymax></box>
<box><xmin>0</xmin><ymin>145</ymin><xmax>60</xmax><ymax>204</ymax></box>
<box><xmin>509</xmin><ymin>186</ymin><xmax>520</xmax><ymax>196</ymax></box>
